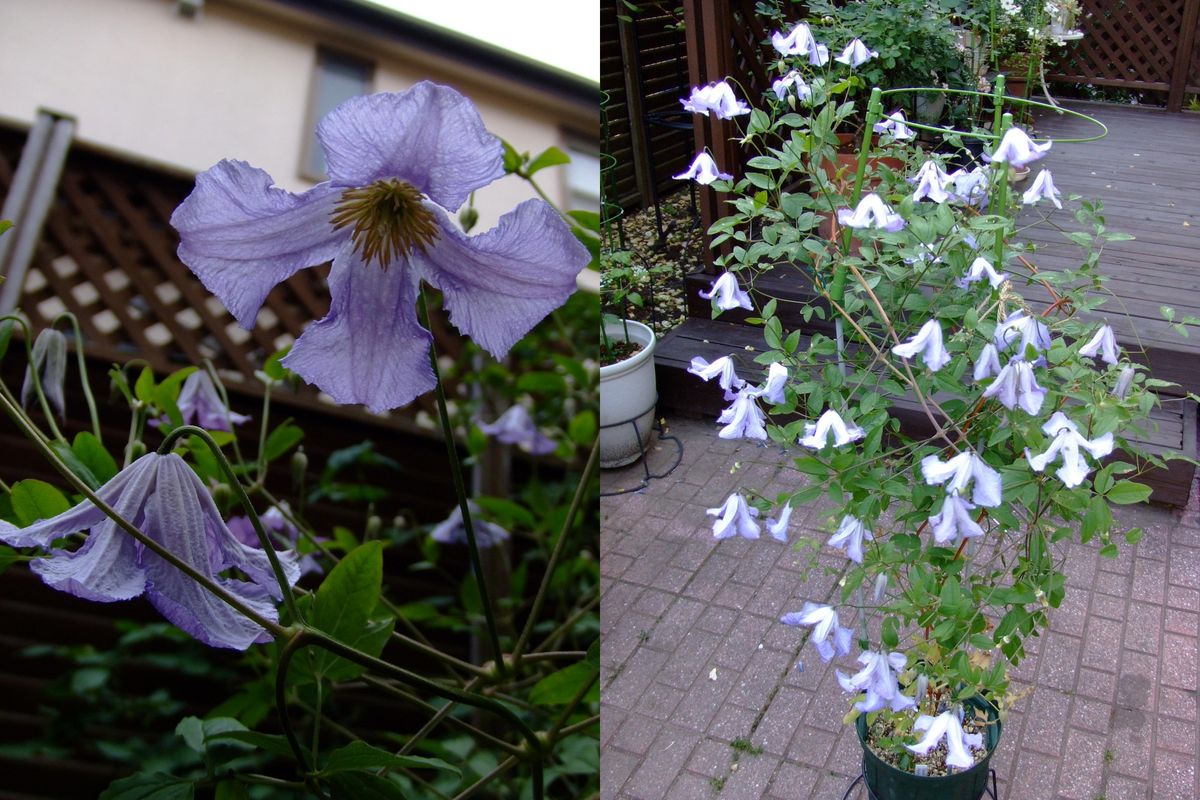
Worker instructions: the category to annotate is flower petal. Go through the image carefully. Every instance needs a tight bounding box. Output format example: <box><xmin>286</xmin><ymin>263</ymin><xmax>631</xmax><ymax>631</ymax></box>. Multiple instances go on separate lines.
<box><xmin>316</xmin><ymin>83</ymin><xmax>505</xmax><ymax>211</ymax></box>
<box><xmin>30</xmin><ymin>521</ymin><xmax>145</xmax><ymax>602</ymax></box>
<box><xmin>171</xmin><ymin>160</ymin><xmax>345</xmax><ymax>327</ymax></box>
<box><xmin>417</xmin><ymin>200</ymin><xmax>585</xmax><ymax>359</ymax></box>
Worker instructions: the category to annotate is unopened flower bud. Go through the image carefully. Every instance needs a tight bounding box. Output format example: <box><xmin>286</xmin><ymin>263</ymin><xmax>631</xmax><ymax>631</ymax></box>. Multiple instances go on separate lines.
<box><xmin>211</xmin><ymin>482</ymin><xmax>232</xmax><ymax>507</ymax></box>
<box><xmin>873</xmin><ymin>573</ymin><xmax>889</xmax><ymax>603</ymax></box>
<box><xmin>915</xmin><ymin>674</ymin><xmax>928</xmax><ymax>702</ymax></box>
<box><xmin>127</xmin><ymin>440</ymin><xmax>147</xmax><ymax>460</ymax></box>
<box><xmin>21</xmin><ymin>328</ymin><xmax>68</xmax><ymax>420</ymax></box>
<box><xmin>365</xmin><ymin>514</ymin><xmax>382</xmax><ymax>539</ymax></box>
<box><xmin>290</xmin><ymin>447</ymin><xmax>308</xmax><ymax>488</ymax></box>
<box><xmin>459</xmin><ymin>205</ymin><xmax>479</xmax><ymax>233</ymax></box>
<box><xmin>1113</xmin><ymin>365</ymin><xmax>1134</xmax><ymax>399</ymax></box>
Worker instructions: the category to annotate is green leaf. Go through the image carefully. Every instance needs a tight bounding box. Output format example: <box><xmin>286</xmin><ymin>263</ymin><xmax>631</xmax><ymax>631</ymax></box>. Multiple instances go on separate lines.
<box><xmin>0</xmin><ymin>319</ymin><xmax>13</xmax><ymax>361</ymax></box>
<box><xmin>1099</xmin><ymin>542</ymin><xmax>1119</xmax><ymax>558</ymax></box>
<box><xmin>51</xmin><ymin>441</ymin><xmax>101</xmax><ymax>489</ymax></box>
<box><xmin>567</xmin><ymin>209</ymin><xmax>600</xmax><ymax>233</ymax></box>
<box><xmin>11</xmin><ymin>479</ymin><xmax>71</xmax><ymax>526</ymax></box>
<box><xmin>525</xmin><ymin>146</ymin><xmax>571</xmax><ymax>175</ymax></box>
<box><xmin>174</xmin><ymin>716</ymin><xmax>248</xmax><ymax>753</ymax></box>
<box><xmin>325</xmin><ymin>772</ymin><xmax>407</xmax><ymax>800</ymax></box>
<box><xmin>135</xmin><ymin>367</ymin><xmax>157</xmax><ymax>404</ymax></box>
<box><xmin>568</xmin><ymin>410</ymin><xmax>596</xmax><ymax>445</ymax></box>
<box><xmin>500</xmin><ymin>139</ymin><xmax>522</xmax><ymax>173</ymax></box>
<box><xmin>0</xmin><ymin>544</ymin><xmax>20</xmax><ymax>575</ymax></box>
<box><xmin>322</xmin><ymin>740</ymin><xmax>459</xmax><ymax>776</ymax></box>
<box><xmin>263</xmin><ymin>346</ymin><xmax>292</xmax><ymax>381</ymax></box>
<box><xmin>99</xmin><ymin>773</ymin><xmax>194</xmax><ymax>800</ymax></box>
<box><xmin>516</xmin><ymin>372</ymin><xmax>567</xmax><ymax>394</ymax></box>
<box><xmin>529</xmin><ymin>660</ymin><xmax>598</xmax><ymax>705</ymax></box>
<box><xmin>207</xmin><ymin>730</ymin><xmax>306</xmax><ymax>761</ymax></box>
<box><xmin>1124</xmin><ymin>527</ymin><xmax>1143</xmax><ymax>545</ymax></box>
<box><xmin>310</xmin><ymin>541</ymin><xmax>384</xmax><ymax>678</ymax></box>
<box><xmin>215</xmin><ymin>782</ymin><xmax>250</xmax><ymax>800</ymax></box>
<box><xmin>73</xmin><ymin>432</ymin><xmax>118</xmax><ymax>483</ymax></box>
<box><xmin>263</xmin><ymin>421</ymin><xmax>305</xmax><ymax>463</ymax></box>
<box><xmin>1106</xmin><ymin>480</ymin><xmax>1152</xmax><ymax>505</ymax></box>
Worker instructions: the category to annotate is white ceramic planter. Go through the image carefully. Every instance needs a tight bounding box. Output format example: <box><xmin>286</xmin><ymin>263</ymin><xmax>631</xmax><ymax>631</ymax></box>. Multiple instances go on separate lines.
<box><xmin>600</xmin><ymin>319</ymin><xmax>657</xmax><ymax>469</ymax></box>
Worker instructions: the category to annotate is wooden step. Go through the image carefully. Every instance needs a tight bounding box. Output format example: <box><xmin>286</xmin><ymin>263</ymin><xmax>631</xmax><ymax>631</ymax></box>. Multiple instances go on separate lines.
<box><xmin>655</xmin><ymin>318</ymin><xmax>1197</xmax><ymax>507</ymax></box>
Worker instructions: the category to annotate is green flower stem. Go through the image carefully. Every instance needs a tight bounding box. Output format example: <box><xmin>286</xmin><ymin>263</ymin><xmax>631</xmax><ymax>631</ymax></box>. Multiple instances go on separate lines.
<box><xmin>0</xmin><ymin>390</ymin><xmax>285</xmax><ymax>637</ymax></box>
<box><xmin>0</xmin><ymin>314</ymin><xmax>65</xmax><ymax>444</ymax></box>
<box><xmin>992</xmin><ymin>112</ymin><xmax>1014</xmax><ymax>267</ymax></box>
<box><xmin>417</xmin><ymin>286</ymin><xmax>506</xmax><ymax>676</ymax></box>
<box><xmin>544</xmin><ymin>669</ymin><xmax>598</xmax><ymax>744</ymax></box>
<box><xmin>202</xmin><ymin>361</ymin><xmax>246</xmax><ymax>467</ymax></box>
<box><xmin>158</xmin><ymin>424</ymin><xmax>302</xmax><ymax>625</ymax></box>
<box><xmin>451</xmin><ymin>755</ymin><xmax>521</xmax><ymax>800</ymax></box>
<box><xmin>275</xmin><ymin>632</ymin><xmax>314</xmax><ymax>775</ymax></box>
<box><xmin>532</xmin><ymin>591</ymin><xmax>598</xmax><ymax>654</ymax></box>
<box><xmin>51</xmin><ymin>312</ymin><xmax>102</xmax><ymax>440</ymax></box>
<box><xmin>831</xmin><ymin>87</ymin><xmax>885</xmax><ymax>308</ymax></box>
<box><xmin>556</xmin><ymin>713</ymin><xmax>599</xmax><ymax>739</ymax></box>
<box><xmin>256</xmin><ymin>379</ymin><xmax>272</xmax><ymax>483</ymax></box>
<box><xmin>511</xmin><ymin>437</ymin><xmax>598</xmax><ymax>669</ymax></box>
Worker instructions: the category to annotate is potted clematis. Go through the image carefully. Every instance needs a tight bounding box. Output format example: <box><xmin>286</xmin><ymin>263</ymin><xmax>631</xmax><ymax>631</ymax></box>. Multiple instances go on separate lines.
<box><xmin>678</xmin><ymin>17</ymin><xmax>1165</xmax><ymax>799</ymax></box>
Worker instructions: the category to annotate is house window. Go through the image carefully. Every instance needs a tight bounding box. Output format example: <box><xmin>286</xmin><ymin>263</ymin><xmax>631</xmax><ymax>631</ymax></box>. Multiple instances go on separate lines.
<box><xmin>301</xmin><ymin>49</ymin><xmax>374</xmax><ymax>180</ymax></box>
<box><xmin>564</xmin><ymin>135</ymin><xmax>601</xmax><ymax>213</ymax></box>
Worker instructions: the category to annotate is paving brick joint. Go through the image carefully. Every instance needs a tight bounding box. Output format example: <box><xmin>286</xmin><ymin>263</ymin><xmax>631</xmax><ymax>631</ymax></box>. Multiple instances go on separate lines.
<box><xmin>601</xmin><ymin>417</ymin><xmax>1200</xmax><ymax>800</ymax></box>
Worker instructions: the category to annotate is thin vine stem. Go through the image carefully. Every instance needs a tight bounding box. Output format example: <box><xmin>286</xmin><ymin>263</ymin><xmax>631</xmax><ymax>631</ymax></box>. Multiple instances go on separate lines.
<box><xmin>51</xmin><ymin>311</ymin><xmax>101</xmax><ymax>440</ymax></box>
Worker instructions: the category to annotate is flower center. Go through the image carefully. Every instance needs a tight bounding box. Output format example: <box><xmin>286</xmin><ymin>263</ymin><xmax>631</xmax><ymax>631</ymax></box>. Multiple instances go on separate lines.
<box><xmin>331</xmin><ymin>179</ymin><xmax>439</xmax><ymax>269</ymax></box>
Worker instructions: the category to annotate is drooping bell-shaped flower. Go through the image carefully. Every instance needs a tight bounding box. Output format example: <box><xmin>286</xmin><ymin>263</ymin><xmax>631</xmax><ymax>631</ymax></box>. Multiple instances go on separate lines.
<box><xmin>837</xmin><ymin>650</ymin><xmax>916</xmax><ymax>713</ymax></box>
<box><xmin>907</xmin><ymin>711</ymin><xmax>985</xmax><ymax>770</ymax></box>
<box><xmin>706</xmin><ymin>492</ymin><xmax>761</xmax><ymax>540</ymax></box>
<box><xmin>837</xmin><ymin>193</ymin><xmax>906</xmax><ymax>232</ymax></box>
<box><xmin>973</xmin><ymin>343</ymin><xmax>1003</xmax><ymax>382</ymax></box>
<box><xmin>892</xmin><ymin>319</ymin><xmax>952</xmax><ymax>372</ymax></box>
<box><xmin>947</xmin><ymin>166</ymin><xmax>990</xmax><ymax>208</ymax></box>
<box><xmin>771</xmin><ymin>23</ymin><xmax>829</xmax><ymax>64</ymax></box>
<box><xmin>765</xmin><ymin>503</ymin><xmax>793</xmax><ymax>543</ymax></box>
<box><xmin>799</xmin><ymin>409</ymin><xmax>864</xmax><ymax>450</ymax></box>
<box><xmin>688</xmin><ymin>355</ymin><xmax>745</xmax><ymax>400</ymax></box>
<box><xmin>910</xmin><ymin>160</ymin><xmax>954</xmax><ymax>203</ymax></box>
<box><xmin>956</xmin><ymin>256</ymin><xmax>1008</xmax><ymax>290</ymax></box>
<box><xmin>0</xmin><ymin>453</ymin><xmax>300</xmax><ymax>650</ymax></box>
<box><xmin>227</xmin><ymin>502</ymin><xmax>323</xmax><ymax>577</ymax></box>
<box><xmin>994</xmin><ymin>311</ymin><xmax>1051</xmax><ymax>359</ymax></box>
<box><xmin>981</xmin><ymin>357</ymin><xmax>1047</xmax><ymax>415</ymax></box>
<box><xmin>929</xmin><ymin>492</ymin><xmax>985</xmax><ymax>545</ymax></box>
<box><xmin>674</xmin><ymin>152</ymin><xmax>733</xmax><ymax>185</ymax></box>
<box><xmin>874</xmin><ymin>110</ymin><xmax>915</xmax><ymax>141</ymax></box>
<box><xmin>699</xmin><ymin>271</ymin><xmax>754</xmax><ymax>312</ymax></box>
<box><xmin>921</xmin><ymin>450</ymin><xmax>1003</xmax><ymax>507</ymax></box>
<box><xmin>1022</xmin><ymin>169</ymin><xmax>1063</xmax><ymax>208</ymax></box>
<box><xmin>772</xmin><ymin>70</ymin><xmax>813</xmax><ymax>102</ymax></box>
<box><xmin>781</xmin><ymin>602</ymin><xmax>854</xmax><ymax>662</ymax></box>
<box><xmin>1025</xmin><ymin>411</ymin><xmax>1115</xmax><ymax>488</ymax></box>
<box><xmin>1113</xmin><ymin>365</ymin><xmax>1135</xmax><ymax>399</ymax></box>
<box><xmin>21</xmin><ymin>328</ymin><xmax>68</xmax><ymax>421</ymax></box>
<box><xmin>478</xmin><ymin>404</ymin><xmax>557</xmax><ymax>455</ymax></box>
<box><xmin>757</xmin><ymin>362</ymin><xmax>789</xmax><ymax>405</ymax></box>
<box><xmin>835</xmin><ymin>38</ymin><xmax>878</xmax><ymax>67</ymax></box>
<box><xmin>171</xmin><ymin>82</ymin><xmax>587</xmax><ymax>413</ymax></box>
<box><xmin>1078</xmin><ymin>324</ymin><xmax>1119</xmax><ymax>366</ymax></box>
<box><xmin>827</xmin><ymin>514</ymin><xmax>873</xmax><ymax>563</ymax></box>
<box><xmin>717</xmin><ymin>387</ymin><xmax>768</xmax><ymax>441</ymax></box>
<box><xmin>987</xmin><ymin>126</ymin><xmax>1052</xmax><ymax>168</ymax></box>
<box><xmin>680</xmin><ymin>81</ymin><xmax>751</xmax><ymax>118</ymax></box>
<box><xmin>430</xmin><ymin>501</ymin><xmax>511</xmax><ymax>548</ymax></box>
<box><xmin>174</xmin><ymin>371</ymin><xmax>251</xmax><ymax>431</ymax></box>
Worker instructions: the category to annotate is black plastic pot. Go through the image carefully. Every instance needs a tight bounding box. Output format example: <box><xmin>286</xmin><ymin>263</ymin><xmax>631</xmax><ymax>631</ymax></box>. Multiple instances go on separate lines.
<box><xmin>856</xmin><ymin>697</ymin><xmax>1001</xmax><ymax>800</ymax></box>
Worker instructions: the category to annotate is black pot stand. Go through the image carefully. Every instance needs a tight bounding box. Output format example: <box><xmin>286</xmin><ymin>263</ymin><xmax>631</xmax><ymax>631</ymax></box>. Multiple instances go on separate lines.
<box><xmin>598</xmin><ymin>396</ymin><xmax>683</xmax><ymax>496</ymax></box>
<box><xmin>840</xmin><ymin>769</ymin><xmax>1000</xmax><ymax>800</ymax></box>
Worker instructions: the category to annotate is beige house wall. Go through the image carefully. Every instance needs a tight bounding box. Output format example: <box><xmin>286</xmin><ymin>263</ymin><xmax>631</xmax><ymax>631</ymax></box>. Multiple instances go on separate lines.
<box><xmin>0</xmin><ymin>0</ymin><xmax>595</xmax><ymax>228</ymax></box>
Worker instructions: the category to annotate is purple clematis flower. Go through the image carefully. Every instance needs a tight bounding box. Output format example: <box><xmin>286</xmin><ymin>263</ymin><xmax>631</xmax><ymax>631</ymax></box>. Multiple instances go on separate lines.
<box><xmin>987</xmin><ymin>126</ymin><xmax>1052</xmax><ymax>168</ymax></box>
<box><xmin>478</xmin><ymin>404</ymin><xmax>557</xmax><ymax>455</ymax></box>
<box><xmin>929</xmin><ymin>492</ymin><xmax>985</xmax><ymax>545</ymax></box>
<box><xmin>837</xmin><ymin>194</ymin><xmax>906</xmax><ymax>233</ymax></box>
<box><xmin>0</xmin><ymin>453</ymin><xmax>299</xmax><ymax>650</ymax></box>
<box><xmin>430</xmin><ymin>501</ymin><xmax>511</xmax><ymax>548</ymax></box>
<box><xmin>674</xmin><ymin>152</ymin><xmax>733</xmax><ymax>185</ymax></box>
<box><xmin>699</xmin><ymin>271</ymin><xmax>754</xmax><ymax>312</ymax></box>
<box><xmin>772</xmin><ymin>23</ymin><xmax>829</xmax><ymax>64</ymax></box>
<box><xmin>680</xmin><ymin>81</ymin><xmax>751</xmax><ymax>118</ymax></box>
<box><xmin>921</xmin><ymin>450</ymin><xmax>1003</xmax><ymax>507</ymax></box>
<box><xmin>981</xmin><ymin>356</ymin><xmax>1047</xmax><ymax>415</ymax></box>
<box><xmin>973</xmin><ymin>343</ymin><xmax>1003</xmax><ymax>382</ymax></box>
<box><xmin>765</xmin><ymin>503</ymin><xmax>793</xmax><ymax>543</ymax></box>
<box><xmin>874</xmin><ymin>110</ymin><xmax>915</xmax><ymax>141</ymax></box>
<box><xmin>1078</xmin><ymin>324</ymin><xmax>1119</xmax><ymax>366</ymax></box>
<box><xmin>910</xmin><ymin>160</ymin><xmax>953</xmax><ymax>203</ymax></box>
<box><xmin>227</xmin><ymin>502</ymin><xmax>323</xmax><ymax>577</ymax></box>
<box><xmin>706</xmin><ymin>492</ymin><xmax>761</xmax><ymax>540</ymax></box>
<box><xmin>956</xmin><ymin>256</ymin><xmax>1008</xmax><ymax>290</ymax></box>
<box><xmin>171</xmin><ymin>82</ymin><xmax>587</xmax><ymax>413</ymax></box>
<box><xmin>892</xmin><ymin>319</ymin><xmax>952</xmax><ymax>371</ymax></box>
<box><xmin>1022</xmin><ymin>169</ymin><xmax>1063</xmax><ymax>208</ymax></box>
<box><xmin>1025</xmin><ymin>411</ymin><xmax>1114</xmax><ymax>488</ymax></box>
<box><xmin>947</xmin><ymin>166</ymin><xmax>991</xmax><ymax>208</ymax></box>
<box><xmin>828</xmin><ymin>514</ymin><xmax>873</xmax><ymax>563</ymax></box>
<box><xmin>717</xmin><ymin>387</ymin><xmax>768</xmax><ymax>441</ymax></box>
<box><xmin>995</xmin><ymin>311</ymin><xmax>1051</xmax><ymax>360</ymax></box>
<box><xmin>907</xmin><ymin>711</ymin><xmax>985</xmax><ymax>769</ymax></box>
<box><xmin>781</xmin><ymin>602</ymin><xmax>854</xmax><ymax>662</ymax></box>
<box><xmin>688</xmin><ymin>355</ymin><xmax>745</xmax><ymax>400</ymax></box>
<box><xmin>837</xmin><ymin>650</ymin><xmax>915</xmax><ymax>713</ymax></box>
<box><xmin>757</xmin><ymin>362</ymin><xmax>789</xmax><ymax>405</ymax></box>
<box><xmin>835</xmin><ymin>38</ymin><xmax>878</xmax><ymax>67</ymax></box>
<box><xmin>799</xmin><ymin>409</ymin><xmax>864</xmax><ymax>450</ymax></box>
<box><xmin>772</xmin><ymin>70</ymin><xmax>813</xmax><ymax>102</ymax></box>
<box><xmin>1114</xmin><ymin>365</ymin><xmax>1135</xmax><ymax>399</ymax></box>
<box><xmin>176</xmin><ymin>371</ymin><xmax>251</xmax><ymax>431</ymax></box>
<box><xmin>21</xmin><ymin>328</ymin><xmax>68</xmax><ymax>421</ymax></box>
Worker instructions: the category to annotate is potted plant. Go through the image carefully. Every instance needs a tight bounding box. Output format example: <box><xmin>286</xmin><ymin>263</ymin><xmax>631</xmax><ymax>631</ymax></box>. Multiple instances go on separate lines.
<box><xmin>678</xmin><ymin>9</ymin><xmax>1165</xmax><ymax>798</ymax></box>
<box><xmin>599</xmin><ymin>250</ymin><xmax>658</xmax><ymax>468</ymax></box>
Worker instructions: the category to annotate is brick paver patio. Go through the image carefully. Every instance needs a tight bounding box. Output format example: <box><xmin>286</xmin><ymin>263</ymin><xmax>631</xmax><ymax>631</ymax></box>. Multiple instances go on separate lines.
<box><xmin>600</xmin><ymin>416</ymin><xmax>1200</xmax><ymax>799</ymax></box>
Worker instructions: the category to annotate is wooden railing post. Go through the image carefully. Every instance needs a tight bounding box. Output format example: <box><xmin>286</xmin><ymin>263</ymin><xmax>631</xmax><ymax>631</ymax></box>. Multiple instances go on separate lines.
<box><xmin>1169</xmin><ymin>0</ymin><xmax>1200</xmax><ymax>111</ymax></box>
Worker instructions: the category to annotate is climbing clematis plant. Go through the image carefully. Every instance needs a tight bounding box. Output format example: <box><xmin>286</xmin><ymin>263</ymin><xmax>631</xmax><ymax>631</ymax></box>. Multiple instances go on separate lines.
<box><xmin>678</xmin><ymin>13</ymin><xmax>1177</xmax><ymax>783</ymax></box>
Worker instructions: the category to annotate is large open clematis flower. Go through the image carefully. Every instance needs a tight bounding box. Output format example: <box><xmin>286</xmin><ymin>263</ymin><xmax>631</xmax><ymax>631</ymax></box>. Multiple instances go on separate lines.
<box><xmin>171</xmin><ymin>82</ymin><xmax>587</xmax><ymax>413</ymax></box>
<box><xmin>1025</xmin><ymin>411</ymin><xmax>1114</xmax><ymax>488</ymax></box>
<box><xmin>907</xmin><ymin>711</ymin><xmax>985</xmax><ymax>769</ymax></box>
<box><xmin>835</xmin><ymin>38</ymin><xmax>878</xmax><ymax>67</ymax></box>
<box><xmin>981</xmin><ymin>356</ymin><xmax>1047</xmax><ymax>415</ymax></box>
<box><xmin>772</xmin><ymin>23</ymin><xmax>829</xmax><ymax>64</ymax></box>
<box><xmin>680</xmin><ymin>81</ymin><xmax>751</xmax><ymax>118</ymax></box>
<box><xmin>910</xmin><ymin>160</ymin><xmax>953</xmax><ymax>203</ymax></box>
<box><xmin>716</xmin><ymin>387</ymin><xmax>768</xmax><ymax>441</ymax></box>
<box><xmin>987</xmin><ymin>126</ymin><xmax>1052</xmax><ymax>168</ymax></box>
<box><xmin>688</xmin><ymin>355</ymin><xmax>745</xmax><ymax>400</ymax></box>
<box><xmin>827</xmin><ymin>514</ymin><xmax>873</xmax><ymax>563</ymax></box>
<box><xmin>892</xmin><ymin>319</ymin><xmax>952</xmax><ymax>371</ymax></box>
<box><xmin>0</xmin><ymin>453</ymin><xmax>299</xmax><ymax>650</ymax></box>
<box><xmin>799</xmin><ymin>409</ymin><xmax>864</xmax><ymax>450</ymax></box>
<box><xmin>706</xmin><ymin>492</ymin><xmax>761</xmax><ymax>540</ymax></box>
<box><xmin>699</xmin><ymin>271</ymin><xmax>754</xmax><ymax>312</ymax></box>
<box><xmin>837</xmin><ymin>650</ymin><xmax>915</xmax><ymax>713</ymax></box>
<box><xmin>781</xmin><ymin>602</ymin><xmax>854</xmax><ymax>661</ymax></box>
<box><xmin>837</xmin><ymin>193</ymin><xmax>906</xmax><ymax>233</ymax></box>
<box><xmin>1078</xmin><ymin>324</ymin><xmax>1119</xmax><ymax>366</ymax></box>
<box><xmin>674</xmin><ymin>152</ymin><xmax>733</xmax><ymax>185</ymax></box>
<box><xmin>921</xmin><ymin>450</ymin><xmax>1002</xmax><ymax>507</ymax></box>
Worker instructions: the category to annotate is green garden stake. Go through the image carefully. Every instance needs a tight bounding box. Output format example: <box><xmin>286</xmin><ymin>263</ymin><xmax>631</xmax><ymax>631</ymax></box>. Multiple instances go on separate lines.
<box><xmin>831</xmin><ymin>87</ymin><xmax>884</xmax><ymax>309</ymax></box>
<box><xmin>992</xmin><ymin>112</ymin><xmax>1013</xmax><ymax>267</ymax></box>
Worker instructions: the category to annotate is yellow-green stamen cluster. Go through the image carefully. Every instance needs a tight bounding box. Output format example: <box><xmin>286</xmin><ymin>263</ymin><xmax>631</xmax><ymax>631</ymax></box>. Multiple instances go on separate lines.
<box><xmin>331</xmin><ymin>179</ymin><xmax>439</xmax><ymax>269</ymax></box>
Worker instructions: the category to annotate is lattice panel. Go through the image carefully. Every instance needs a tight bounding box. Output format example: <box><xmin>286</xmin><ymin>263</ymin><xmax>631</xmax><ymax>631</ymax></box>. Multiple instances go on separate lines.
<box><xmin>1047</xmin><ymin>0</ymin><xmax>1185</xmax><ymax>91</ymax></box>
<box><xmin>0</xmin><ymin>126</ymin><xmax>458</xmax><ymax>419</ymax></box>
